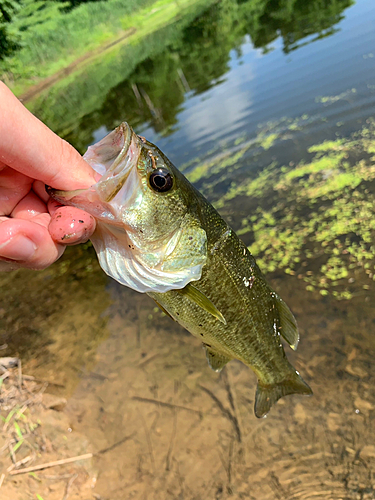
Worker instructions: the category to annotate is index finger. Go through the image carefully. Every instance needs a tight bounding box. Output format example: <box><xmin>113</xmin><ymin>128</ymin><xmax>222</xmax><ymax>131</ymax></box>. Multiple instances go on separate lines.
<box><xmin>0</xmin><ymin>82</ymin><xmax>97</xmax><ymax>191</ymax></box>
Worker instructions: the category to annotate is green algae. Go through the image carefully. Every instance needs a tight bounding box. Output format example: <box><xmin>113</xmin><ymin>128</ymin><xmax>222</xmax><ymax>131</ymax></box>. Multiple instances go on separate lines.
<box><xmin>186</xmin><ymin>142</ymin><xmax>253</xmax><ymax>184</ymax></box>
<box><xmin>181</xmin><ymin>112</ymin><xmax>375</xmax><ymax>300</ymax></box>
<box><xmin>315</xmin><ymin>88</ymin><xmax>357</xmax><ymax>105</ymax></box>
<box><xmin>209</xmin><ymin>119</ymin><xmax>375</xmax><ymax>300</ymax></box>
<box><xmin>258</xmin><ymin>132</ymin><xmax>279</xmax><ymax>150</ymax></box>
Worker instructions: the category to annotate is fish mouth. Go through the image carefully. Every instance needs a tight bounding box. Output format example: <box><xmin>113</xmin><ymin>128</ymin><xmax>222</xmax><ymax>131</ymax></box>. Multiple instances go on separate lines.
<box><xmin>47</xmin><ymin>123</ymin><xmax>142</xmax><ymax>219</ymax></box>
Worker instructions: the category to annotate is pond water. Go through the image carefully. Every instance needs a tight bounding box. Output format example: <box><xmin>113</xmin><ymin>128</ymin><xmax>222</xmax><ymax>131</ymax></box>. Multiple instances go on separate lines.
<box><xmin>3</xmin><ymin>0</ymin><xmax>375</xmax><ymax>497</ymax></box>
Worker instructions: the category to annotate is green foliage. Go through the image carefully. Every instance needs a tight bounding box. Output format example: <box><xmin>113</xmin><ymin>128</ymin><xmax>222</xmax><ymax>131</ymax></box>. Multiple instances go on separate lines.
<box><xmin>1</xmin><ymin>0</ymin><xmax>154</xmax><ymax>84</ymax></box>
<box><xmin>0</xmin><ymin>0</ymin><xmax>21</xmax><ymax>58</ymax></box>
<box><xmin>0</xmin><ymin>0</ymin><xmax>362</xmax><ymax>305</ymax></box>
<box><xmin>64</xmin><ymin>0</ymin><xmax>106</xmax><ymax>9</ymax></box>
<box><xmin>13</xmin><ymin>0</ymin><xmax>68</xmax><ymax>32</ymax></box>
<box><xmin>0</xmin><ymin>0</ymin><xmax>20</xmax><ymax>22</ymax></box>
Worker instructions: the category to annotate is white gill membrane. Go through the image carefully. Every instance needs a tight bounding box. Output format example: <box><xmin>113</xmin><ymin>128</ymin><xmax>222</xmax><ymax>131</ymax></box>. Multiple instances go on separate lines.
<box><xmin>83</xmin><ymin>123</ymin><xmax>207</xmax><ymax>294</ymax></box>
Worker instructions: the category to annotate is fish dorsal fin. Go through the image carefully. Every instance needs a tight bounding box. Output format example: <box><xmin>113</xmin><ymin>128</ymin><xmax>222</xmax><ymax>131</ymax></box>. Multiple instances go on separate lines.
<box><xmin>204</xmin><ymin>344</ymin><xmax>231</xmax><ymax>372</ymax></box>
<box><xmin>273</xmin><ymin>292</ymin><xmax>299</xmax><ymax>350</ymax></box>
<box><xmin>177</xmin><ymin>284</ymin><xmax>226</xmax><ymax>324</ymax></box>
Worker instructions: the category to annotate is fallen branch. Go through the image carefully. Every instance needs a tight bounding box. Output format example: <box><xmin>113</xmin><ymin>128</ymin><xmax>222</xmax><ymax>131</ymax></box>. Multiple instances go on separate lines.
<box><xmin>62</xmin><ymin>473</ymin><xmax>78</xmax><ymax>500</ymax></box>
<box><xmin>0</xmin><ymin>358</ymin><xmax>19</xmax><ymax>369</ymax></box>
<box><xmin>97</xmin><ymin>434</ymin><xmax>134</xmax><ymax>455</ymax></box>
<box><xmin>132</xmin><ymin>396</ymin><xmax>202</xmax><ymax>416</ymax></box>
<box><xmin>9</xmin><ymin>453</ymin><xmax>93</xmax><ymax>476</ymax></box>
<box><xmin>199</xmin><ymin>384</ymin><xmax>242</xmax><ymax>442</ymax></box>
<box><xmin>7</xmin><ymin>454</ymin><xmax>33</xmax><ymax>473</ymax></box>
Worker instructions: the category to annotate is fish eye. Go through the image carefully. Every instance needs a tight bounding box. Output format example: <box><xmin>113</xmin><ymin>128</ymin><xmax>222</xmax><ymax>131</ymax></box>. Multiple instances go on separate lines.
<box><xmin>149</xmin><ymin>168</ymin><xmax>173</xmax><ymax>193</ymax></box>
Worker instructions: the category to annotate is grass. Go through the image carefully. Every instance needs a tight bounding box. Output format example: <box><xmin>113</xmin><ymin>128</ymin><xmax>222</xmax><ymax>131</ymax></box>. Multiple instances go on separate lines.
<box><xmin>2</xmin><ymin>0</ymin><xmax>202</xmax><ymax>96</ymax></box>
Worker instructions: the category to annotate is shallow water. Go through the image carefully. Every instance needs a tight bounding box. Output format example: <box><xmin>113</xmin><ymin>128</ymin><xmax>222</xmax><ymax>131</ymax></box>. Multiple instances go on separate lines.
<box><xmin>3</xmin><ymin>0</ymin><xmax>375</xmax><ymax>497</ymax></box>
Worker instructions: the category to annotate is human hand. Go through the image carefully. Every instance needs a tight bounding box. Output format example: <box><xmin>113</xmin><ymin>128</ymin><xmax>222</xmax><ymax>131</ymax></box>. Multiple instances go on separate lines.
<box><xmin>0</xmin><ymin>82</ymin><xmax>97</xmax><ymax>271</ymax></box>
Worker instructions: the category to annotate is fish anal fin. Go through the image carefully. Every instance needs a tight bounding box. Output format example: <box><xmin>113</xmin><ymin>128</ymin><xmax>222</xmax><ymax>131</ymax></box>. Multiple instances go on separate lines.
<box><xmin>178</xmin><ymin>284</ymin><xmax>226</xmax><ymax>324</ymax></box>
<box><xmin>204</xmin><ymin>344</ymin><xmax>231</xmax><ymax>372</ymax></box>
<box><xmin>254</xmin><ymin>370</ymin><xmax>312</xmax><ymax>418</ymax></box>
<box><xmin>273</xmin><ymin>292</ymin><xmax>299</xmax><ymax>350</ymax></box>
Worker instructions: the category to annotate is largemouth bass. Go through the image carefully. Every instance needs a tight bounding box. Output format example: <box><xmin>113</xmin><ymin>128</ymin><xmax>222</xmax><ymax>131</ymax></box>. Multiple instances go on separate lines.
<box><xmin>48</xmin><ymin>123</ymin><xmax>312</xmax><ymax>417</ymax></box>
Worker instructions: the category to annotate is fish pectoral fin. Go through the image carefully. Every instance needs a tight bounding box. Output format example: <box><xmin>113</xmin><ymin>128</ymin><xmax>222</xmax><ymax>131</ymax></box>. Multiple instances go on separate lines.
<box><xmin>254</xmin><ymin>370</ymin><xmax>312</xmax><ymax>418</ymax></box>
<box><xmin>153</xmin><ymin>299</ymin><xmax>176</xmax><ymax>321</ymax></box>
<box><xmin>177</xmin><ymin>284</ymin><xmax>226</xmax><ymax>324</ymax></box>
<box><xmin>204</xmin><ymin>344</ymin><xmax>231</xmax><ymax>372</ymax></box>
<box><xmin>273</xmin><ymin>292</ymin><xmax>299</xmax><ymax>350</ymax></box>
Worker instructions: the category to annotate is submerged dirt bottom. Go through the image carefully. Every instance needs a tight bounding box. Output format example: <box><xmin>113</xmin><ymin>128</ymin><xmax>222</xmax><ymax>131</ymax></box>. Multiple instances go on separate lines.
<box><xmin>1</xmin><ymin>254</ymin><xmax>375</xmax><ymax>499</ymax></box>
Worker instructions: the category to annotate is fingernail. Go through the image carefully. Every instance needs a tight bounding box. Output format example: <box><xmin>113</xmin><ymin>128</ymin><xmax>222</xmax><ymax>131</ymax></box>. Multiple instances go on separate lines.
<box><xmin>0</xmin><ymin>235</ymin><xmax>37</xmax><ymax>261</ymax></box>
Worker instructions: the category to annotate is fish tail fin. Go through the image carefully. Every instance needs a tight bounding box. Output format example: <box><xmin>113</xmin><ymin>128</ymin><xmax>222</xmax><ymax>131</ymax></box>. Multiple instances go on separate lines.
<box><xmin>254</xmin><ymin>370</ymin><xmax>312</xmax><ymax>418</ymax></box>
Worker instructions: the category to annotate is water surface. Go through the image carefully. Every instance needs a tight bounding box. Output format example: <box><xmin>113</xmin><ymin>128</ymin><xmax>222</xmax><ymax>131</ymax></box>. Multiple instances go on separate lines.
<box><xmin>3</xmin><ymin>0</ymin><xmax>375</xmax><ymax>497</ymax></box>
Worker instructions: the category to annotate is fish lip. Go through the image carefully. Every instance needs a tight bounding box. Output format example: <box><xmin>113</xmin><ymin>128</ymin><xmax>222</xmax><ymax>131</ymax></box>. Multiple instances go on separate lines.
<box><xmin>92</xmin><ymin>122</ymin><xmax>141</xmax><ymax>205</ymax></box>
<box><xmin>46</xmin><ymin>123</ymin><xmax>133</xmax><ymax>200</ymax></box>
<box><xmin>101</xmin><ymin>122</ymin><xmax>133</xmax><ymax>177</ymax></box>
<box><xmin>45</xmin><ymin>185</ymin><xmax>56</xmax><ymax>197</ymax></box>
<box><xmin>45</xmin><ymin>185</ymin><xmax>87</xmax><ymax>200</ymax></box>
<box><xmin>47</xmin><ymin>123</ymin><xmax>141</xmax><ymax>208</ymax></box>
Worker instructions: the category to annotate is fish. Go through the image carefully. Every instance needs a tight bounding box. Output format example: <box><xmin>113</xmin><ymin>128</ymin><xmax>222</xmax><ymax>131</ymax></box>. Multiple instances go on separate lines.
<box><xmin>47</xmin><ymin>122</ymin><xmax>312</xmax><ymax>418</ymax></box>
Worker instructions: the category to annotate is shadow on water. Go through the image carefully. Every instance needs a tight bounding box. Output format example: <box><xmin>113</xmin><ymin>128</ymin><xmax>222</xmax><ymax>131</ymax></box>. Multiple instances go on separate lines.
<box><xmin>2</xmin><ymin>0</ymin><xmax>375</xmax><ymax>498</ymax></box>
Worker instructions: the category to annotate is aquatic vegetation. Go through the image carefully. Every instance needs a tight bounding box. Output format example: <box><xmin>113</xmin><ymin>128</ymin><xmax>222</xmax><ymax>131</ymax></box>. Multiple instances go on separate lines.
<box><xmin>170</xmin><ymin>111</ymin><xmax>375</xmax><ymax>301</ymax></box>
<box><xmin>184</xmin><ymin>113</ymin><xmax>330</xmax><ymax>204</ymax></box>
<box><xmin>212</xmin><ymin>119</ymin><xmax>375</xmax><ymax>299</ymax></box>
<box><xmin>315</xmin><ymin>88</ymin><xmax>357</xmax><ymax>105</ymax></box>
<box><xmin>186</xmin><ymin>141</ymin><xmax>253</xmax><ymax>184</ymax></box>
<box><xmin>258</xmin><ymin>132</ymin><xmax>279</xmax><ymax>150</ymax></box>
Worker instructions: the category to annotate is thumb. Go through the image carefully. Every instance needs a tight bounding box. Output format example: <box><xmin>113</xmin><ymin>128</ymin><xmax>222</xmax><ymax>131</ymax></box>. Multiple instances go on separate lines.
<box><xmin>0</xmin><ymin>82</ymin><xmax>96</xmax><ymax>191</ymax></box>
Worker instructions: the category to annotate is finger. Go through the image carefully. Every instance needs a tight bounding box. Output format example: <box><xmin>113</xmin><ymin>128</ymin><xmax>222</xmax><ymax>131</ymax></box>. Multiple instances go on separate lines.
<box><xmin>0</xmin><ymin>216</ymin><xmax>65</xmax><ymax>270</ymax></box>
<box><xmin>48</xmin><ymin>203</ymin><xmax>96</xmax><ymax>245</ymax></box>
<box><xmin>0</xmin><ymin>82</ymin><xmax>97</xmax><ymax>190</ymax></box>
<box><xmin>0</xmin><ymin>166</ymin><xmax>33</xmax><ymax>216</ymax></box>
<box><xmin>48</xmin><ymin>198</ymin><xmax>65</xmax><ymax>217</ymax></box>
<box><xmin>33</xmin><ymin>180</ymin><xmax>50</xmax><ymax>203</ymax></box>
<box><xmin>10</xmin><ymin>191</ymin><xmax>47</xmax><ymax>220</ymax></box>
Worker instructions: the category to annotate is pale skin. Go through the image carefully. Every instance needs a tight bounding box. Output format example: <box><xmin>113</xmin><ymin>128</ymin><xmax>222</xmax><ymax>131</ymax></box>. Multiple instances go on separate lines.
<box><xmin>0</xmin><ymin>82</ymin><xmax>97</xmax><ymax>271</ymax></box>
